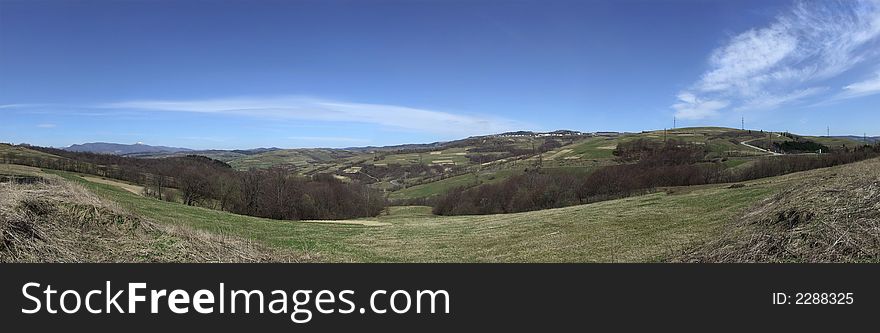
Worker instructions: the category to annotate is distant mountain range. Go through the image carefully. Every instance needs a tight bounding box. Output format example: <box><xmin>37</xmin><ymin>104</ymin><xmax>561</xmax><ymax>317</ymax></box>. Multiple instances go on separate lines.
<box><xmin>60</xmin><ymin>131</ymin><xmax>877</xmax><ymax>157</ymax></box>
<box><xmin>64</xmin><ymin>142</ymin><xmax>192</xmax><ymax>155</ymax></box>
<box><xmin>830</xmin><ymin>136</ymin><xmax>880</xmax><ymax>144</ymax></box>
<box><xmin>63</xmin><ymin>142</ymin><xmax>285</xmax><ymax>158</ymax></box>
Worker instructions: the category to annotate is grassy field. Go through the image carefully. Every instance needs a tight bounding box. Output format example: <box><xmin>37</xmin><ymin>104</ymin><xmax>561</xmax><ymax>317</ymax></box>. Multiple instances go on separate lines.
<box><xmin>567</xmin><ymin>137</ymin><xmax>620</xmax><ymax>159</ymax></box>
<box><xmin>367</xmin><ymin>147</ymin><xmax>471</xmax><ymax>166</ymax></box>
<box><xmin>37</xmin><ymin>163</ymin><xmax>812</xmax><ymax>262</ymax></box>
<box><xmin>0</xmin><ymin>143</ymin><xmax>64</xmax><ymax>161</ymax></box>
<box><xmin>388</xmin><ymin>168</ymin><xmax>524</xmax><ymax>199</ymax></box>
<box><xmin>227</xmin><ymin>148</ymin><xmax>357</xmax><ymax>171</ymax></box>
<box><xmin>0</xmin><ymin>164</ymin><xmax>49</xmax><ymax>177</ymax></box>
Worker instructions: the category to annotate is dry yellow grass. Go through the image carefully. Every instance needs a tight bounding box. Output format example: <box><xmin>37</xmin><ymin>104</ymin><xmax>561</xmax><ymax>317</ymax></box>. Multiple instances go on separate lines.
<box><xmin>677</xmin><ymin>157</ymin><xmax>880</xmax><ymax>262</ymax></box>
<box><xmin>0</xmin><ymin>178</ymin><xmax>313</xmax><ymax>263</ymax></box>
<box><xmin>0</xmin><ymin>164</ymin><xmax>48</xmax><ymax>177</ymax></box>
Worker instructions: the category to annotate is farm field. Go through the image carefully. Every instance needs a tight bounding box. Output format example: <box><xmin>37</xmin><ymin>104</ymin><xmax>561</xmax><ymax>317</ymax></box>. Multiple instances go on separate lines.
<box><xmin>226</xmin><ymin>148</ymin><xmax>358</xmax><ymax>172</ymax></box>
<box><xmin>388</xmin><ymin>167</ymin><xmax>524</xmax><ymax>200</ymax></box>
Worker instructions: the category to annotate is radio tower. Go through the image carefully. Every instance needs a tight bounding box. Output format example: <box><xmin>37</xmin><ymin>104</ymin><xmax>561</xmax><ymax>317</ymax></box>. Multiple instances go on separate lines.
<box><xmin>741</xmin><ymin>116</ymin><xmax>744</xmax><ymax>131</ymax></box>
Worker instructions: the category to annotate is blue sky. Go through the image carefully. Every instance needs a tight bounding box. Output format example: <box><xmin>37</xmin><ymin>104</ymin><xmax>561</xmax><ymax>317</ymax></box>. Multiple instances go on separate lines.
<box><xmin>1</xmin><ymin>0</ymin><xmax>879</xmax><ymax>149</ymax></box>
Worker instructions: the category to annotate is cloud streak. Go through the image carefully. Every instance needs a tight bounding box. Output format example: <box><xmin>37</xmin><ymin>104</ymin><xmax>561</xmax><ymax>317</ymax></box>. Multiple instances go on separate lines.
<box><xmin>671</xmin><ymin>93</ymin><xmax>728</xmax><ymax>120</ymax></box>
<box><xmin>674</xmin><ymin>0</ymin><xmax>880</xmax><ymax>119</ymax></box>
<box><xmin>841</xmin><ymin>71</ymin><xmax>880</xmax><ymax>98</ymax></box>
<box><xmin>101</xmin><ymin>96</ymin><xmax>523</xmax><ymax>136</ymax></box>
<box><xmin>287</xmin><ymin>136</ymin><xmax>369</xmax><ymax>143</ymax></box>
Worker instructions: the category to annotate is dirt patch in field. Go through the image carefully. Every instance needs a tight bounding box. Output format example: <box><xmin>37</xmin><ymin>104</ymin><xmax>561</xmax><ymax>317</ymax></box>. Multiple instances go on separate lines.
<box><xmin>300</xmin><ymin>220</ymin><xmax>391</xmax><ymax>227</ymax></box>
<box><xmin>81</xmin><ymin>176</ymin><xmax>145</xmax><ymax>195</ymax></box>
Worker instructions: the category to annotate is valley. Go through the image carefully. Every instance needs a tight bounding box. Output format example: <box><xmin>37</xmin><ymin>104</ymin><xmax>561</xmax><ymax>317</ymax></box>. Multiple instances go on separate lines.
<box><xmin>2</xmin><ymin>127</ymin><xmax>878</xmax><ymax>262</ymax></box>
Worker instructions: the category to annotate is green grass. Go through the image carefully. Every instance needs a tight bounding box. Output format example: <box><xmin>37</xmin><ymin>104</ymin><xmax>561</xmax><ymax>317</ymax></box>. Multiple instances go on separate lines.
<box><xmin>568</xmin><ymin>137</ymin><xmax>620</xmax><ymax>159</ymax></box>
<box><xmin>44</xmin><ymin>166</ymin><xmax>793</xmax><ymax>262</ymax></box>
<box><xmin>722</xmin><ymin>158</ymin><xmax>749</xmax><ymax>168</ymax></box>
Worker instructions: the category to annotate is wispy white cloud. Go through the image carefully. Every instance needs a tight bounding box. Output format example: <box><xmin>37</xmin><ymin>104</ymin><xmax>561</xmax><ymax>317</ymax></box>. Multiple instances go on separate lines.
<box><xmin>698</xmin><ymin>23</ymin><xmax>799</xmax><ymax>95</ymax></box>
<box><xmin>288</xmin><ymin>136</ymin><xmax>369</xmax><ymax>143</ymax></box>
<box><xmin>36</xmin><ymin>123</ymin><xmax>56</xmax><ymax>128</ymax></box>
<box><xmin>674</xmin><ymin>0</ymin><xmax>880</xmax><ymax>119</ymax></box>
<box><xmin>736</xmin><ymin>87</ymin><xmax>828</xmax><ymax>111</ymax></box>
<box><xmin>671</xmin><ymin>93</ymin><xmax>729</xmax><ymax>120</ymax></box>
<box><xmin>102</xmin><ymin>96</ymin><xmax>523</xmax><ymax>136</ymax></box>
<box><xmin>840</xmin><ymin>71</ymin><xmax>880</xmax><ymax>98</ymax></box>
<box><xmin>0</xmin><ymin>103</ymin><xmax>59</xmax><ymax>109</ymax></box>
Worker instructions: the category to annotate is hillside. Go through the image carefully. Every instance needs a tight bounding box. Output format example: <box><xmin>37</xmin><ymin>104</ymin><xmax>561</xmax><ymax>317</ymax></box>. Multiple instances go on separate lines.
<box><xmin>0</xmin><ymin>143</ymin><xmax>65</xmax><ymax>162</ymax></box>
<box><xmin>0</xmin><ymin>168</ymin><xmax>307</xmax><ymax>263</ymax></box>
<box><xmin>1</xmin><ymin>155</ymin><xmax>866</xmax><ymax>262</ymax></box>
<box><xmin>677</xmin><ymin>157</ymin><xmax>880</xmax><ymax>262</ymax></box>
<box><xmin>14</xmin><ymin>128</ymin><xmax>870</xmax><ymax>203</ymax></box>
<box><xmin>829</xmin><ymin>135</ymin><xmax>880</xmax><ymax>145</ymax></box>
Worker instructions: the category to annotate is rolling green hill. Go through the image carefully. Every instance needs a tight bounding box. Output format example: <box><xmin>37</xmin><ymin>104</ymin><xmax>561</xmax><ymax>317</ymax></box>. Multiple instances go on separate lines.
<box><xmin>226</xmin><ymin>148</ymin><xmax>358</xmax><ymax>171</ymax></box>
<box><xmin>0</xmin><ymin>143</ymin><xmax>65</xmax><ymax>161</ymax></box>
<box><xmin>6</xmin><ymin>127</ymin><xmax>867</xmax><ymax>206</ymax></box>
<box><xmin>29</xmin><ymin>156</ymin><xmax>859</xmax><ymax>262</ymax></box>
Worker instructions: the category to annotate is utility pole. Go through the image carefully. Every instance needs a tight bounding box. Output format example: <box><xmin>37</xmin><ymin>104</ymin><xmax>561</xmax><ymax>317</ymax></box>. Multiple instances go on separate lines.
<box><xmin>827</xmin><ymin>126</ymin><xmax>830</xmax><ymax>137</ymax></box>
<box><xmin>741</xmin><ymin>116</ymin><xmax>744</xmax><ymax>131</ymax></box>
<box><xmin>673</xmin><ymin>116</ymin><xmax>676</xmax><ymax>130</ymax></box>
